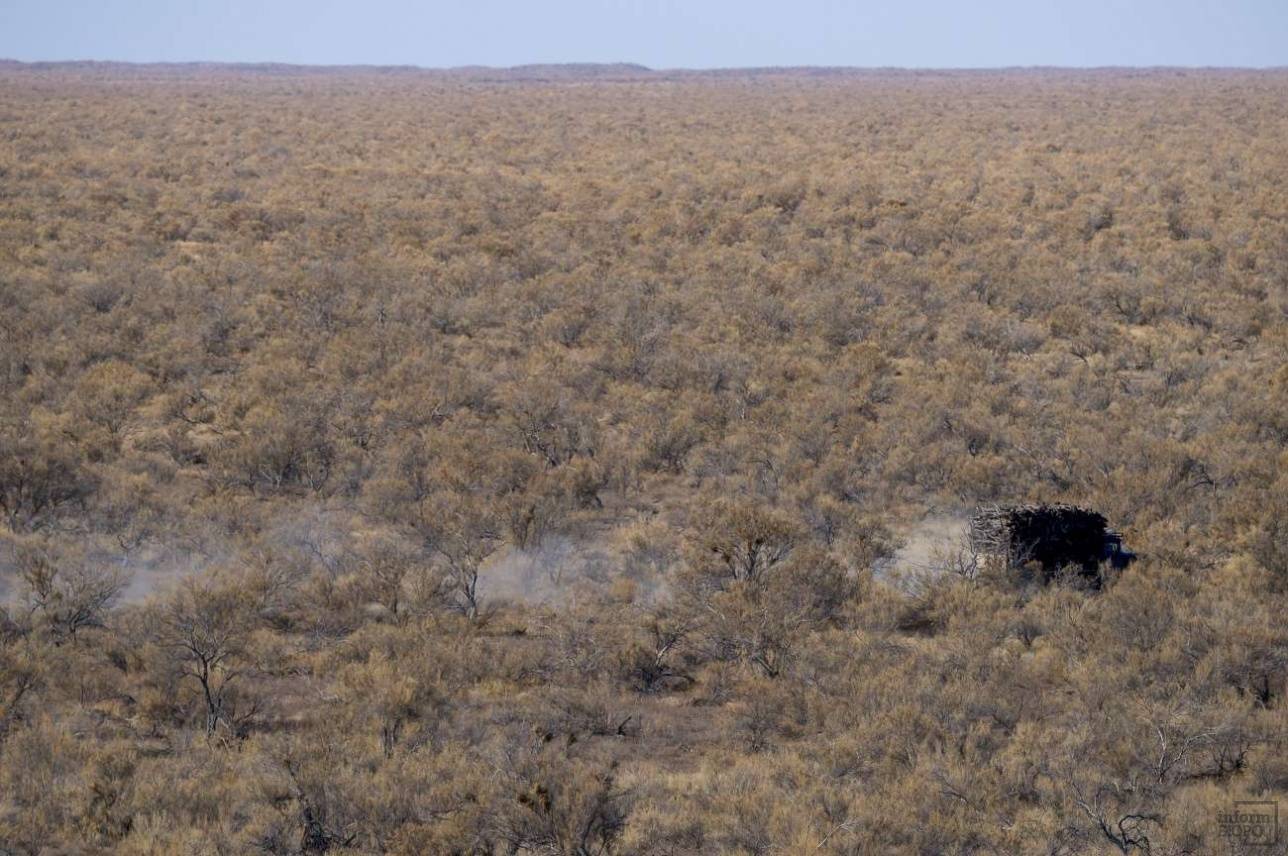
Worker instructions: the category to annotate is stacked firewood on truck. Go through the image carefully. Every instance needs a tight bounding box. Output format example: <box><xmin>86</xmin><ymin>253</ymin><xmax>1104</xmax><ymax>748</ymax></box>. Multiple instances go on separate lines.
<box><xmin>969</xmin><ymin>503</ymin><xmax>1135</xmax><ymax>587</ymax></box>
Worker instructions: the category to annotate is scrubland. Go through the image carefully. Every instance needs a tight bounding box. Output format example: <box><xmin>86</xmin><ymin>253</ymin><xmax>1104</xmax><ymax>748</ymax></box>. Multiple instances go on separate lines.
<box><xmin>0</xmin><ymin>64</ymin><xmax>1286</xmax><ymax>854</ymax></box>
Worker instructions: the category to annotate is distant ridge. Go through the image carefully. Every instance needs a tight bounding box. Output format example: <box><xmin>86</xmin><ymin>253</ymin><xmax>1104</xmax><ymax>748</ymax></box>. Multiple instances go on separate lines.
<box><xmin>0</xmin><ymin>59</ymin><xmax>1281</xmax><ymax>81</ymax></box>
<box><xmin>446</xmin><ymin>62</ymin><xmax>655</xmax><ymax>80</ymax></box>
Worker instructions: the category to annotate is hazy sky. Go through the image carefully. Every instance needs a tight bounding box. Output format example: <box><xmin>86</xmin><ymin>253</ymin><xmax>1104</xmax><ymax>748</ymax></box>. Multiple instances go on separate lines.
<box><xmin>2</xmin><ymin>0</ymin><xmax>1285</xmax><ymax>69</ymax></box>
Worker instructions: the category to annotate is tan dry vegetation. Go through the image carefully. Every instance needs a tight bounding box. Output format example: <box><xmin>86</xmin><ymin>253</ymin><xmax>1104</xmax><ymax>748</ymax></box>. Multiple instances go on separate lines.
<box><xmin>0</xmin><ymin>64</ymin><xmax>1286</xmax><ymax>854</ymax></box>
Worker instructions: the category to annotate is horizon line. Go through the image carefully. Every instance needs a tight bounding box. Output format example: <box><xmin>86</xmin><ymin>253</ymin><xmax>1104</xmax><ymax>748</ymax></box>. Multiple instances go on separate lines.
<box><xmin>2</xmin><ymin>58</ymin><xmax>1287</xmax><ymax>73</ymax></box>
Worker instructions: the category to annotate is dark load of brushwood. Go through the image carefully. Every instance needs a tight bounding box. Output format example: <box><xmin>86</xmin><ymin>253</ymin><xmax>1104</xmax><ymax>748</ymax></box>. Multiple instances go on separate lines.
<box><xmin>969</xmin><ymin>503</ymin><xmax>1135</xmax><ymax>586</ymax></box>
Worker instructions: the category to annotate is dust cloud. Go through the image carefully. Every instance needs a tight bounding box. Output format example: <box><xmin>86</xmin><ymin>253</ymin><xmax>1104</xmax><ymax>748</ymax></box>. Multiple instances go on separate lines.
<box><xmin>876</xmin><ymin>512</ymin><xmax>972</xmax><ymax>580</ymax></box>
